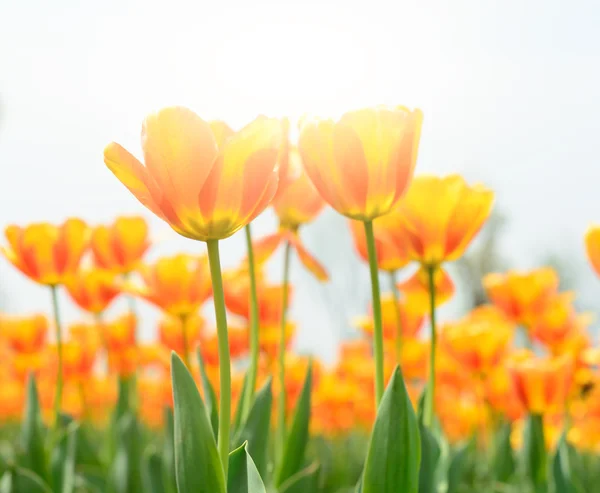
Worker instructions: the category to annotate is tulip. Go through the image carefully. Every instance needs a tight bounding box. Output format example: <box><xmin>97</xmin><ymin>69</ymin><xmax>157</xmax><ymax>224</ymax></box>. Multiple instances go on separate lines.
<box><xmin>299</xmin><ymin>105</ymin><xmax>423</xmax><ymax>408</ymax></box>
<box><xmin>104</xmin><ymin>107</ymin><xmax>282</xmax><ymax>474</ymax></box>
<box><xmin>65</xmin><ymin>267</ymin><xmax>120</xmax><ymax>315</ymax></box>
<box><xmin>585</xmin><ymin>225</ymin><xmax>600</xmax><ymax>277</ymax></box>
<box><xmin>0</xmin><ymin>314</ymin><xmax>47</xmax><ymax>354</ymax></box>
<box><xmin>1</xmin><ymin>218</ymin><xmax>90</xmax><ymax>429</ymax></box>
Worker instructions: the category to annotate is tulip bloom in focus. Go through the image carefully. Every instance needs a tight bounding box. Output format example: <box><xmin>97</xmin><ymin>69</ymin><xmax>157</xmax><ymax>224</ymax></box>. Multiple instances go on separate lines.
<box><xmin>483</xmin><ymin>267</ymin><xmax>559</xmax><ymax>328</ymax></box>
<box><xmin>1</xmin><ymin>219</ymin><xmax>89</xmax><ymax>286</ymax></box>
<box><xmin>298</xmin><ymin>106</ymin><xmax>423</xmax><ymax>221</ymax></box>
<box><xmin>91</xmin><ymin>216</ymin><xmax>150</xmax><ymax>273</ymax></box>
<box><xmin>585</xmin><ymin>225</ymin><xmax>600</xmax><ymax>277</ymax></box>
<box><xmin>65</xmin><ymin>267</ymin><xmax>120</xmax><ymax>315</ymax></box>
<box><xmin>127</xmin><ymin>254</ymin><xmax>212</xmax><ymax>318</ymax></box>
<box><xmin>104</xmin><ymin>107</ymin><xmax>282</xmax><ymax>241</ymax></box>
<box><xmin>509</xmin><ymin>350</ymin><xmax>574</xmax><ymax>415</ymax></box>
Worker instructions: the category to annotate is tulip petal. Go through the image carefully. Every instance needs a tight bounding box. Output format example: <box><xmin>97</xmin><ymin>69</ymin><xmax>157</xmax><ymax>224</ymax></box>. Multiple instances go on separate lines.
<box><xmin>142</xmin><ymin>107</ymin><xmax>218</xmax><ymax>210</ymax></box>
<box><xmin>253</xmin><ymin>233</ymin><xmax>284</xmax><ymax>265</ymax></box>
<box><xmin>286</xmin><ymin>232</ymin><xmax>329</xmax><ymax>282</ymax></box>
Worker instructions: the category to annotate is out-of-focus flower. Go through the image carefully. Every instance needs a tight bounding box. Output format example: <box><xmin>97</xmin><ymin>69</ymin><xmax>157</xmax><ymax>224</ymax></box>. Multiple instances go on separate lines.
<box><xmin>508</xmin><ymin>350</ymin><xmax>574</xmax><ymax>415</ymax></box>
<box><xmin>101</xmin><ymin>313</ymin><xmax>137</xmax><ymax>353</ymax></box>
<box><xmin>485</xmin><ymin>367</ymin><xmax>525</xmax><ymax>421</ymax></box>
<box><xmin>50</xmin><ymin>340</ymin><xmax>97</xmax><ymax>382</ymax></box>
<box><xmin>355</xmin><ymin>294</ymin><xmax>426</xmax><ymax>341</ymax></box>
<box><xmin>511</xmin><ymin>413</ymin><xmax>564</xmax><ymax>451</ymax></box>
<box><xmin>398</xmin><ymin>266</ymin><xmax>455</xmax><ymax>308</ymax></box>
<box><xmin>158</xmin><ymin>313</ymin><xmax>205</xmax><ymax>355</ymax></box>
<box><xmin>298</xmin><ymin>106</ymin><xmax>423</xmax><ymax>221</ymax></box>
<box><xmin>104</xmin><ymin>107</ymin><xmax>282</xmax><ymax>241</ymax></box>
<box><xmin>585</xmin><ymin>225</ymin><xmax>600</xmax><ymax>277</ymax></box>
<box><xmin>0</xmin><ymin>314</ymin><xmax>47</xmax><ymax>353</ymax></box>
<box><xmin>259</xmin><ymin>322</ymin><xmax>295</xmax><ymax>360</ymax></box>
<box><xmin>138</xmin><ymin>375</ymin><xmax>173</xmax><ymax>427</ymax></box>
<box><xmin>128</xmin><ymin>254</ymin><xmax>212</xmax><ymax>318</ymax></box>
<box><xmin>483</xmin><ymin>267</ymin><xmax>559</xmax><ymax>327</ymax></box>
<box><xmin>397</xmin><ymin>339</ymin><xmax>429</xmax><ymax>381</ymax></box>
<box><xmin>348</xmin><ymin>208</ymin><xmax>412</xmax><ymax>272</ymax></box>
<box><xmin>437</xmin><ymin>389</ymin><xmax>487</xmax><ymax>444</ymax></box>
<box><xmin>530</xmin><ymin>291</ymin><xmax>586</xmax><ymax>348</ymax></box>
<box><xmin>1</xmin><ymin>219</ymin><xmax>89</xmax><ymax>285</ymax></box>
<box><xmin>200</xmin><ymin>325</ymin><xmax>249</xmax><ymax>366</ymax></box>
<box><xmin>272</xmin><ymin>147</ymin><xmax>326</xmax><ymax>231</ymax></box>
<box><xmin>397</xmin><ymin>175</ymin><xmax>494</xmax><ymax>266</ymax></box>
<box><xmin>65</xmin><ymin>267</ymin><xmax>120</xmax><ymax>315</ymax></box>
<box><xmin>91</xmin><ymin>216</ymin><xmax>150</xmax><ymax>273</ymax></box>
<box><xmin>223</xmin><ymin>270</ymin><xmax>292</xmax><ymax>325</ymax></box>
<box><xmin>440</xmin><ymin>309</ymin><xmax>512</xmax><ymax>377</ymax></box>
<box><xmin>312</xmin><ymin>374</ymin><xmax>356</xmax><ymax>436</ymax></box>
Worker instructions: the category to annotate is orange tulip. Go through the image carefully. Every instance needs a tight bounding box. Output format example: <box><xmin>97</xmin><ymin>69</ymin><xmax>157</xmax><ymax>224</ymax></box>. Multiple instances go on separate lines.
<box><xmin>1</xmin><ymin>219</ymin><xmax>89</xmax><ymax>285</ymax></box>
<box><xmin>200</xmin><ymin>325</ymin><xmax>249</xmax><ymax>366</ymax></box>
<box><xmin>259</xmin><ymin>322</ymin><xmax>295</xmax><ymax>360</ymax></box>
<box><xmin>0</xmin><ymin>314</ymin><xmax>47</xmax><ymax>353</ymax></box>
<box><xmin>64</xmin><ymin>267</ymin><xmax>120</xmax><ymax>315</ymax></box>
<box><xmin>104</xmin><ymin>107</ymin><xmax>282</xmax><ymax>241</ymax></box>
<box><xmin>355</xmin><ymin>294</ymin><xmax>426</xmax><ymax>341</ymax></box>
<box><xmin>349</xmin><ymin>212</ymin><xmax>412</xmax><ymax>272</ymax></box>
<box><xmin>485</xmin><ymin>367</ymin><xmax>525</xmax><ymax>421</ymax></box>
<box><xmin>298</xmin><ymin>106</ymin><xmax>423</xmax><ymax>221</ymax></box>
<box><xmin>508</xmin><ymin>350</ymin><xmax>574</xmax><ymax>415</ymax></box>
<box><xmin>272</xmin><ymin>147</ymin><xmax>325</xmax><ymax>230</ymax></box>
<box><xmin>127</xmin><ymin>254</ymin><xmax>212</xmax><ymax>318</ymax></box>
<box><xmin>483</xmin><ymin>267</ymin><xmax>559</xmax><ymax>327</ymax></box>
<box><xmin>437</xmin><ymin>389</ymin><xmax>487</xmax><ymax>444</ymax></box>
<box><xmin>398</xmin><ymin>266</ymin><xmax>455</xmax><ymax>308</ymax></box>
<box><xmin>101</xmin><ymin>313</ymin><xmax>137</xmax><ymax>353</ymax></box>
<box><xmin>529</xmin><ymin>291</ymin><xmax>581</xmax><ymax>348</ymax></box>
<box><xmin>397</xmin><ymin>175</ymin><xmax>494</xmax><ymax>266</ymax></box>
<box><xmin>585</xmin><ymin>225</ymin><xmax>600</xmax><ymax>277</ymax></box>
<box><xmin>91</xmin><ymin>216</ymin><xmax>150</xmax><ymax>273</ymax></box>
<box><xmin>158</xmin><ymin>313</ymin><xmax>205</xmax><ymax>355</ymax></box>
<box><xmin>440</xmin><ymin>309</ymin><xmax>512</xmax><ymax>377</ymax></box>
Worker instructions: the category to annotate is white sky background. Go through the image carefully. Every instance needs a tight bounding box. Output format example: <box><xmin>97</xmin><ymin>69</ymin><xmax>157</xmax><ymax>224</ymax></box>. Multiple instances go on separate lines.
<box><xmin>1</xmin><ymin>0</ymin><xmax>600</xmax><ymax>362</ymax></box>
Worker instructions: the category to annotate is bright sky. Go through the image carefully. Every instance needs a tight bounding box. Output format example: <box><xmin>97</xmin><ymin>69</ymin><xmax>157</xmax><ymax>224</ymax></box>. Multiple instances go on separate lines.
<box><xmin>1</xmin><ymin>0</ymin><xmax>600</xmax><ymax>361</ymax></box>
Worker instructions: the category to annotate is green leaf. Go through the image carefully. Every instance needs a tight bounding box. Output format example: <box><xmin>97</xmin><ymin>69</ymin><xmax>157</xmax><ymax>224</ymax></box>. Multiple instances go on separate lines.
<box><xmin>76</xmin><ymin>465</ymin><xmax>106</xmax><ymax>493</ymax></box>
<box><xmin>362</xmin><ymin>366</ymin><xmax>421</xmax><ymax>493</ymax></box>
<box><xmin>418</xmin><ymin>422</ymin><xmax>440</xmax><ymax>493</ymax></box>
<box><xmin>523</xmin><ymin>414</ymin><xmax>547</xmax><ymax>492</ymax></box>
<box><xmin>19</xmin><ymin>375</ymin><xmax>47</xmax><ymax>482</ymax></box>
<box><xmin>275</xmin><ymin>361</ymin><xmax>313</xmax><ymax>487</ymax></box>
<box><xmin>491</xmin><ymin>421</ymin><xmax>514</xmax><ymax>482</ymax></box>
<box><xmin>227</xmin><ymin>442</ymin><xmax>267</xmax><ymax>493</ymax></box>
<box><xmin>75</xmin><ymin>423</ymin><xmax>102</xmax><ymax>468</ymax></box>
<box><xmin>0</xmin><ymin>467</ymin><xmax>52</xmax><ymax>493</ymax></box>
<box><xmin>107</xmin><ymin>414</ymin><xmax>143</xmax><ymax>493</ymax></box>
<box><xmin>162</xmin><ymin>406</ymin><xmax>177</xmax><ymax>493</ymax></box>
<box><xmin>233</xmin><ymin>371</ymin><xmax>250</xmax><ymax>435</ymax></box>
<box><xmin>171</xmin><ymin>352</ymin><xmax>226</xmax><ymax>493</ymax></box>
<box><xmin>234</xmin><ymin>378</ymin><xmax>272</xmax><ymax>478</ymax></box>
<box><xmin>50</xmin><ymin>422</ymin><xmax>78</xmax><ymax>493</ymax></box>
<box><xmin>142</xmin><ymin>448</ymin><xmax>167</xmax><ymax>493</ymax></box>
<box><xmin>197</xmin><ymin>349</ymin><xmax>219</xmax><ymax>440</ymax></box>
<box><xmin>279</xmin><ymin>462</ymin><xmax>321</xmax><ymax>493</ymax></box>
<box><xmin>446</xmin><ymin>440</ymin><xmax>474</xmax><ymax>493</ymax></box>
<box><xmin>552</xmin><ymin>433</ymin><xmax>583</xmax><ymax>493</ymax></box>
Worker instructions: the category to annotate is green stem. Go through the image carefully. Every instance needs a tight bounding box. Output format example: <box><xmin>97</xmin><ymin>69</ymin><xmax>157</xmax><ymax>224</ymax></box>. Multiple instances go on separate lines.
<box><xmin>242</xmin><ymin>224</ymin><xmax>260</xmax><ymax>420</ymax></box>
<box><xmin>389</xmin><ymin>270</ymin><xmax>404</xmax><ymax>363</ymax></box>
<box><xmin>180</xmin><ymin>314</ymin><xmax>191</xmax><ymax>368</ymax></box>
<box><xmin>363</xmin><ymin>220</ymin><xmax>384</xmax><ymax>407</ymax></box>
<box><xmin>50</xmin><ymin>285</ymin><xmax>64</xmax><ymax>430</ymax></box>
<box><xmin>424</xmin><ymin>264</ymin><xmax>437</xmax><ymax>428</ymax></box>
<box><xmin>277</xmin><ymin>239</ymin><xmax>292</xmax><ymax>459</ymax></box>
<box><xmin>206</xmin><ymin>240</ymin><xmax>231</xmax><ymax>477</ymax></box>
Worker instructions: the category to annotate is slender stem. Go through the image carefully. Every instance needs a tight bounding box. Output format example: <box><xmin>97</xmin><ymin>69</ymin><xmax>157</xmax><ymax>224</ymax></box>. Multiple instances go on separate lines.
<box><xmin>277</xmin><ymin>239</ymin><xmax>292</xmax><ymax>458</ymax></box>
<box><xmin>242</xmin><ymin>224</ymin><xmax>260</xmax><ymax>420</ymax></box>
<box><xmin>180</xmin><ymin>314</ymin><xmax>191</xmax><ymax>368</ymax></box>
<box><xmin>424</xmin><ymin>264</ymin><xmax>437</xmax><ymax>428</ymax></box>
<box><xmin>50</xmin><ymin>285</ymin><xmax>64</xmax><ymax>429</ymax></box>
<box><xmin>389</xmin><ymin>270</ymin><xmax>404</xmax><ymax>363</ymax></box>
<box><xmin>363</xmin><ymin>221</ymin><xmax>384</xmax><ymax>407</ymax></box>
<box><xmin>206</xmin><ymin>240</ymin><xmax>231</xmax><ymax>477</ymax></box>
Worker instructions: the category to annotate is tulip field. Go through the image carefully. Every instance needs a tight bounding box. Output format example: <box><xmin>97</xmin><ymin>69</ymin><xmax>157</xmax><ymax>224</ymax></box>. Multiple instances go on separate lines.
<box><xmin>2</xmin><ymin>107</ymin><xmax>600</xmax><ymax>493</ymax></box>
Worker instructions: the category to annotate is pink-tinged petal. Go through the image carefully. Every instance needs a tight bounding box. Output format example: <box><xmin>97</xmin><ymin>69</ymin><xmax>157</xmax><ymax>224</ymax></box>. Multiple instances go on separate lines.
<box><xmin>142</xmin><ymin>107</ymin><xmax>219</xmax><ymax>210</ymax></box>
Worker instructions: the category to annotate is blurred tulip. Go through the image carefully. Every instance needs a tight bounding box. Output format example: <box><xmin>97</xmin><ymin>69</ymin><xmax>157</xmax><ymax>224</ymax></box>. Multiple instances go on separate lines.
<box><xmin>398</xmin><ymin>266</ymin><xmax>455</xmax><ymax>308</ymax></box>
<box><xmin>128</xmin><ymin>254</ymin><xmax>212</xmax><ymax>318</ymax></box>
<box><xmin>272</xmin><ymin>147</ymin><xmax>326</xmax><ymax>231</ymax></box>
<box><xmin>508</xmin><ymin>351</ymin><xmax>574</xmax><ymax>415</ymax></box>
<box><xmin>529</xmin><ymin>291</ymin><xmax>580</xmax><ymax>347</ymax></box>
<box><xmin>298</xmin><ymin>106</ymin><xmax>423</xmax><ymax>221</ymax></box>
<box><xmin>483</xmin><ymin>267</ymin><xmax>559</xmax><ymax>328</ymax></box>
<box><xmin>200</xmin><ymin>325</ymin><xmax>249</xmax><ymax>366</ymax></box>
<box><xmin>64</xmin><ymin>267</ymin><xmax>120</xmax><ymax>315</ymax></box>
<box><xmin>585</xmin><ymin>225</ymin><xmax>600</xmax><ymax>277</ymax></box>
<box><xmin>485</xmin><ymin>366</ymin><xmax>525</xmax><ymax>421</ymax></box>
<box><xmin>101</xmin><ymin>313</ymin><xmax>137</xmax><ymax>353</ymax></box>
<box><xmin>437</xmin><ymin>389</ymin><xmax>487</xmax><ymax>444</ymax></box>
<box><xmin>0</xmin><ymin>313</ymin><xmax>47</xmax><ymax>353</ymax></box>
<box><xmin>104</xmin><ymin>107</ymin><xmax>282</xmax><ymax>241</ymax></box>
<box><xmin>158</xmin><ymin>313</ymin><xmax>205</xmax><ymax>355</ymax></box>
<box><xmin>397</xmin><ymin>175</ymin><xmax>494</xmax><ymax>266</ymax></box>
<box><xmin>1</xmin><ymin>219</ymin><xmax>89</xmax><ymax>286</ymax></box>
<box><xmin>91</xmin><ymin>216</ymin><xmax>150</xmax><ymax>273</ymax></box>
